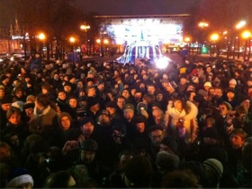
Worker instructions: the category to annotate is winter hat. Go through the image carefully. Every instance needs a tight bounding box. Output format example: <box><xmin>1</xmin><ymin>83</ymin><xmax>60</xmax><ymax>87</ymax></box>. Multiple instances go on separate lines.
<box><xmin>0</xmin><ymin>84</ymin><xmax>5</xmax><ymax>90</ymax></box>
<box><xmin>203</xmin><ymin>127</ymin><xmax>220</xmax><ymax>140</ymax></box>
<box><xmin>105</xmin><ymin>101</ymin><xmax>118</xmax><ymax>109</ymax></box>
<box><xmin>204</xmin><ymin>81</ymin><xmax>212</xmax><ymax>87</ymax></box>
<box><xmin>203</xmin><ymin>158</ymin><xmax>223</xmax><ymax>187</ymax></box>
<box><xmin>0</xmin><ymin>74</ymin><xmax>8</xmax><ymax>81</ymax></box>
<box><xmin>155</xmin><ymin>151</ymin><xmax>180</xmax><ymax>172</ymax></box>
<box><xmin>6</xmin><ymin>168</ymin><xmax>34</xmax><ymax>188</ymax></box>
<box><xmin>1</xmin><ymin>95</ymin><xmax>13</xmax><ymax>104</ymax></box>
<box><xmin>99</xmin><ymin>109</ymin><xmax>110</xmax><ymax>117</ymax></box>
<box><xmin>135</xmin><ymin>115</ymin><xmax>147</xmax><ymax>124</ymax></box>
<box><xmin>11</xmin><ymin>101</ymin><xmax>25</xmax><ymax>111</ymax></box>
<box><xmin>112</xmin><ymin>122</ymin><xmax>127</xmax><ymax>134</ymax></box>
<box><xmin>148</xmin><ymin>125</ymin><xmax>163</xmax><ymax>133</ymax></box>
<box><xmin>221</xmin><ymin>101</ymin><xmax>232</xmax><ymax>111</ymax></box>
<box><xmin>123</xmin><ymin>103</ymin><xmax>135</xmax><ymax>111</ymax></box>
<box><xmin>124</xmin><ymin>156</ymin><xmax>153</xmax><ymax>187</ymax></box>
<box><xmin>161</xmin><ymin>136</ymin><xmax>178</xmax><ymax>154</ymax></box>
<box><xmin>80</xmin><ymin>139</ymin><xmax>98</xmax><ymax>152</ymax></box>
<box><xmin>229</xmin><ymin>78</ymin><xmax>237</xmax><ymax>85</ymax></box>
<box><xmin>87</xmin><ymin>97</ymin><xmax>100</xmax><ymax>109</ymax></box>
<box><xmin>79</xmin><ymin>117</ymin><xmax>94</xmax><ymax>126</ymax></box>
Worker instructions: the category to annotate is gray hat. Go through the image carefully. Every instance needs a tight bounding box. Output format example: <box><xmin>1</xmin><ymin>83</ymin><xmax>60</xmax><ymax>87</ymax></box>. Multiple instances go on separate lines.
<box><xmin>203</xmin><ymin>158</ymin><xmax>223</xmax><ymax>187</ymax></box>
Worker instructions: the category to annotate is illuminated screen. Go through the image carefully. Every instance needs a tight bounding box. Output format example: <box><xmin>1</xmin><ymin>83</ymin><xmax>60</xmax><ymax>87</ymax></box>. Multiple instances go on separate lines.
<box><xmin>105</xmin><ymin>18</ymin><xmax>183</xmax><ymax>46</ymax></box>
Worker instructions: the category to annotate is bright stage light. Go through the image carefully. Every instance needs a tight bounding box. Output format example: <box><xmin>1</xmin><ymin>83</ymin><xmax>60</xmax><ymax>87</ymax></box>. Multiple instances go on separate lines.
<box><xmin>155</xmin><ymin>56</ymin><xmax>171</xmax><ymax>69</ymax></box>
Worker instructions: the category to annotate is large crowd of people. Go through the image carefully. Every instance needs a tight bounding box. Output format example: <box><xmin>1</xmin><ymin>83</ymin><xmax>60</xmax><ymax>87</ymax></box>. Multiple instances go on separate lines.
<box><xmin>0</xmin><ymin>53</ymin><xmax>251</xmax><ymax>188</ymax></box>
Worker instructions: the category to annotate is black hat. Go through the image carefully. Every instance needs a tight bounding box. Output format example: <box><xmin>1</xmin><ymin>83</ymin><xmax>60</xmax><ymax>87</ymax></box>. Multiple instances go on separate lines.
<box><xmin>87</xmin><ymin>97</ymin><xmax>100</xmax><ymax>109</ymax></box>
<box><xmin>105</xmin><ymin>101</ymin><xmax>118</xmax><ymax>108</ymax></box>
<box><xmin>203</xmin><ymin>127</ymin><xmax>220</xmax><ymax>140</ymax></box>
<box><xmin>0</xmin><ymin>75</ymin><xmax>8</xmax><ymax>81</ymax></box>
<box><xmin>135</xmin><ymin>115</ymin><xmax>147</xmax><ymax>123</ymax></box>
<box><xmin>148</xmin><ymin>125</ymin><xmax>163</xmax><ymax>133</ymax></box>
<box><xmin>1</xmin><ymin>95</ymin><xmax>13</xmax><ymax>104</ymax></box>
<box><xmin>112</xmin><ymin>122</ymin><xmax>127</xmax><ymax>134</ymax></box>
<box><xmin>80</xmin><ymin>117</ymin><xmax>94</xmax><ymax>126</ymax></box>
<box><xmin>80</xmin><ymin>139</ymin><xmax>98</xmax><ymax>151</ymax></box>
<box><xmin>99</xmin><ymin>109</ymin><xmax>110</xmax><ymax>117</ymax></box>
<box><xmin>161</xmin><ymin>135</ymin><xmax>178</xmax><ymax>154</ymax></box>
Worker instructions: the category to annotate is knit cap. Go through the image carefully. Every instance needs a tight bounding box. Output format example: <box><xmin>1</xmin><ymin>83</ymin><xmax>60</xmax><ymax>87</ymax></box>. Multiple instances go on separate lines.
<box><xmin>6</xmin><ymin>168</ymin><xmax>34</xmax><ymax>188</ymax></box>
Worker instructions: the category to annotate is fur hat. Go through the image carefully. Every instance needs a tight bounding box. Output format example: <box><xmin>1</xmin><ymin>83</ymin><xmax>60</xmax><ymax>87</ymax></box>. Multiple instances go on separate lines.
<box><xmin>112</xmin><ymin>122</ymin><xmax>127</xmax><ymax>134</ymax></box>
<box><xmin>6</xmin><ymin>168</ymin><xmax>34</xmax><ymax>188</ymax></box>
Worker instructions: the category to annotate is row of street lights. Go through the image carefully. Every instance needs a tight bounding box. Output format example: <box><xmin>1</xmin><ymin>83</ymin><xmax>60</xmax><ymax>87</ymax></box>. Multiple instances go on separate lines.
<box><xmin>185</xmin><ymin>20</ymin><xmax>252</xmax><ymax>60</ymax></box>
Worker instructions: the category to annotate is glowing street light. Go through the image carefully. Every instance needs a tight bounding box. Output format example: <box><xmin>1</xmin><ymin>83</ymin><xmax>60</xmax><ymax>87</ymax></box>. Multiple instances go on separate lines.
<box><xmin>69</xmin><ymin>36</ymin><xmax>76</xmax><ymax>63</ymax></box>
<box><xmin>184</xmin><ymin>37</ymin><xmax>191</xmax><ymax>43</ymax></box>
<box><xmin>236</xmin><ymin>20</ymin><xmax>246</xmax><ymax>29</ymax></box>
<box><xmin>80</xmin><ymin>24</ymin><xmax>90</xmax><ymax>31</ymax></box>
<box><xmin>241</xmin><ymin>30</ymin><xmax>251</xmax><ymax>39</ymax></box>
<box><xmin>198</xmin><ymin>21</ymin><xmax>209</xmax><ymax>28</ymax></box>
<box><xmin>210</xmin><ymin>33</ymin><xmax>219</xmax><ymax>41</ymax></box>
<box><xmin>38</xmin><ymin>32</ymin><xmax>46</xmax><ymax>41</ymax></box>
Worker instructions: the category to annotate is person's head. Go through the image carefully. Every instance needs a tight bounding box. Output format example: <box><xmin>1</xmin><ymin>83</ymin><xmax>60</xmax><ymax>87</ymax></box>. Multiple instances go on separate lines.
<box><xmin>44</xmin><ymin>171</ymin><xmax>76</xmax><ymax>188</ymax></box>
<box><xmin>155</xmin><ymin>151</ymin><xmax>180</xmax><ymax>175</ymax></box>
<box><xmin>6</xmin><ymin>168</ymin><xmax>34</xmax><ymax>189</ymax></box>
<box><xmin>0</xmin><ymin>85</ymin><xmax>5</xmax><ymax>99</ymax></box>
<box><xmin>148</xmin><ymin>125</ymin><xmax>164</xmax><ymax>147</ymax></box>
<box><xmin>219</xmin><ymin>101</ymin><xmax>232</xmax><ymax>115</ymax></box>
<box><xmin>86</xmin><ymin>86</ymin><xmax>96</xmax><ymax>97</ymax></box>
<box><xmin>1</xmin><ymin>96</ymin><xmax>13</xmax><ymax>111</ymax></box>
<box><xmin>226</xmin><ymin>89</ymin><xmax>235</xmax><ymax>100</ymax></box>
<box><xmin>161</xmin><ymin>169</ymin><xmax>200</xmax><ymax>188</ymax></box>
<box><xmin>79</xmin><ymin>139</ymin><xmax>98</xmax><ymax>164</ymax></box>
<box><xmin>203</xmin><ymin>127</ymin><xmax>221</xmax><ymax>145</ymax></box>
<box><xmin>87</xmin><ymin>97</ymin><xmax>100</xmax><ymax>112</ymax></box>
<box><xmin>57</xmin><ymin>90</ymin><xmax>67</xmax><ymax>101</ymax></box>
<box><xmin>142</xmin><ymin>93</ymin><xmax>155</xmax><ymax>104</ymax></box>
<box><xmin>135</xmin><ymin>116</ymin><xmax>147</xmax><ymax>133</ymax></box>
<box><xmin>147</xmin><ymin>84</ymin><xmax>156</xmax><ymax>95</ymax></box>
<box><xmin>63</xmin><ymin>83</ymin><xmax>72</xmax><ymax>93</ymax></box>
<box><xmin>112</xmin><ymin>123</ymin><xmax>127</xmax><ymax>144</ymax></box>
<box><xmin>80</xmin><ymin>117</ymin><xmax>94</xmax><ymax>137</ymax></box>
<box><xmin>229</xmin><ymin>78</ymin><xmax>237</xmax><ymax>89</ymax></box>
<box><xmin>229</xmin><ymin>128</ymin><xmax>248</xmax><ymax>150</ymax></box>
<box><xmin>35</xmin><ymin>93</ymin><xmax>50</xmax><ymax>110</ymax></box>
<box><xmin>41</xmin><ymin>83</ymin><xmax>52</xmax><ymax>95</ymax></box>
<box><xmin>97</xmin><ymin>81</ymin><xmax>105</xmax><ymax>91</ymax></box>
<box><xmin>160</xmin><ymin>136</ymin><xmax>178</xmax><ymax>154</ymax></box>
<box><xmin>68</xmin><ymin>96</ymin><xmax>78</xmax><ymax>109</ymax></box>
<box><xmin>152</xmin><ymin>108</ymin><xmax>164</xmax><ymax>125</ymax></box>
<box><xmin>173</xmin><ymin>97</ymin><xmax>186</xmax><ymax>111</ymax></box>
<box><xmin>123</xmin><ymin>103</ymin><xmax>135</xmax><ymax>121</ymax></box>
<box><xmin>105</xmin><ymin>101</ymin><xmax>117</xmax><ymax>115</ymax></box>
<box><xmin>214</xmin><ymin>87</ymin><xmax>223</xmax><ymax>98</ymax></box>
<box><xmin>58</xmin><ymin>112</ymin><xmax>73</xmax><ymax>131</ymax></box>
<box><xmin>116</xmin><ymin>96</ymin><xmax>126</xmax><ymax>110</ymax></box>
<box><xmin>6</xmin><ymin>107</ymin><xmax>21</xmax><ymax>125</ymax></box>
<box><xmin>203</xmin><ymin>81</ymin><xmax>212</xmax><ymax>92</ymax></box>
<box><xmin>97</xmin><ymin>110</ymin><xmax>110</xmax><ymax>126</ymax></box>
<box><xmin>121</xmin><ymin>89</ymin><xmax>130</xmax><ymax>99</ymax></box>
<box><xmin>123</xmin><ymin>156</ymin><xmax>153</xmax><ymax>188</ymax></box>
<box><xmin>0</xmin><ymin>142</ymin><xmax>11</xmax><ymax>162</ymax></box>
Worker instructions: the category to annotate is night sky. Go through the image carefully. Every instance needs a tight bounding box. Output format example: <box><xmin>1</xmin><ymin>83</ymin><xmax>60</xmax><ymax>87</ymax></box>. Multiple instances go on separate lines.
<box><xmin>76</xmin><ymin>0</ymin><xmax>199</xmax><ymax>15</ymax></box>
<box><xmin>0</xmin><ymin>0</ymin><xmax>199</xmax><ymax>27</ymax></box>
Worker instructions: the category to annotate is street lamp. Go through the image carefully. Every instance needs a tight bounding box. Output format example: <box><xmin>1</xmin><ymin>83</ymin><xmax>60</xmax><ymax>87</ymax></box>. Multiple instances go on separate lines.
<box><xmin>198</xmin><ymin>21</ymin><xmax>209</xmax><ymax>54</ymax></box>
<box><xmin>38</xmin><ymin>32</ymin><xmax>46</xmax><ymax>59</ymax></box>
<box><xmin>210</xmin><ymin>33</ymin><xmax>219</xmax><ymax>56</ymax></box>
<box><xmin>80</xmin><ymin>24</ymin><xmax>90</xmax><ymax>56</ymax></box>
<box><xmin>184</xmin><ymin>36</ymin><xmax>191</xmax><ymax>54</ymax></box>
<box><xmin>236</xmin><ymin>20</ymin><xmax>246</xmax><ymax>29</ymax></box>
<box><xmin>241</xmin><ymin>30</ymin><xmax>251</xmax><ymax>60</ymax></box>
<box><xmin>69</xmin><ymin>36</ymin><xmax>76</xmax><ymax>63</ymax></box>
